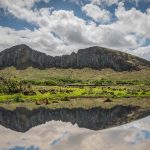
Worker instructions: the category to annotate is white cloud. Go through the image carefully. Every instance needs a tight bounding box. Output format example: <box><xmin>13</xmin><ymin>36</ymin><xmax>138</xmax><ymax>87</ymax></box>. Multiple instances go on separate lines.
<box><xmin>0</xmin><ymin>0</ymin><xmax>41</xmax><ymax>9</ymax></box>
<box><xmin>0</xmin><ymin>0</ymin><xmax>94</xmax><ymax>55</ymax></box>
<box><xmin>0</xmin><ymin>26</ymin><xmax>68</xmax><ymax>55</ymax></box>
<box><xmin>89</xmin><ymin>0</ymin><xmax>150</xmax><ymax>6</ymax></box>
<box><xmin>48</xmin><ymin>10</ymin><xmax>96</xmax><ymax>44</ymax></box>
<box><xmin>0</xmin><ymin>0</ymin><xmax>149</xmax><ymax>60</ymax></box>
<box><xmin>113</xmin><ymin>2</ymin><xmax>150</xmax><ymax>38</ymax></box>
<box><xmin>0</xmin><ymin>8</ymin><xmax>97</xmax><ymax>55</ymax></box>
<box><xmin>82</xmin><ymin>4</ymin><xmax>111</xmax><ymax>23</ymax></box>
<box><xmin>0</xmin><ymin>0</ymin><xmax>54</xmax><ymax>27</ymax></box>
<box><xmin>131</xmin><ymin>46</ymin><xmax>150</xmax><ymax>61</ymax></box>
<box><xmin>89</xmin><ymin>0</ymin><xmax>119</xmax><ymax>6</ymax></box>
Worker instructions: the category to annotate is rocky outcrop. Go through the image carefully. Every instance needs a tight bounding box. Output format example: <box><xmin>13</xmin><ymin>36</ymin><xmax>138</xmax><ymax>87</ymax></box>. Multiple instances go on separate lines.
<box><xmin>0</xmin><ymin>105</ymin><xmax>149</xmax><ymax>132</ymax></box>
<box><xmin>0</xmin><ymin>44</ymin><xmax>150</xmax><ymax>71</ymax></box>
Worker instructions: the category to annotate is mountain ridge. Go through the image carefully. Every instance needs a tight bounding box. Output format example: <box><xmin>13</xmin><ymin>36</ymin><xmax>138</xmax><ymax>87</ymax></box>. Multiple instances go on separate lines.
<box><xmin>0</xmin><ymin>44</ymin><xmax>150</xmax><ymax>71</ymax></box>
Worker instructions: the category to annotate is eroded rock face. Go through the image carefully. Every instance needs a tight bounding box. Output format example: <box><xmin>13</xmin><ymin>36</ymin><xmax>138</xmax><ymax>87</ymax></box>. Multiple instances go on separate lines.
<box><xmin>0</xmin><ymin>44</ymin><xmax>150</xmax><ymax>71</ymax></box>
<box><xmin>0</xmin><ymin>105</ymin><xmax>148</xmax><ymax>132</ymax></box>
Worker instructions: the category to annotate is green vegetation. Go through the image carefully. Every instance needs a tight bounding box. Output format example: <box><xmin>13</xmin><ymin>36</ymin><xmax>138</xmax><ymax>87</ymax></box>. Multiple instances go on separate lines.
<box><xmin>0</xmin><ymin>67</ymin><xmax>150</xmax><ymax>110</ymax></box>
<box><xmin>21</xmin><ymin>77</ymin><xmax>82</xmax><ymax>86</ymax></box>
<box><xmin>0</xmin><ymin>85</ymin><xmax>149</xmax><ymax>102</ymax></box>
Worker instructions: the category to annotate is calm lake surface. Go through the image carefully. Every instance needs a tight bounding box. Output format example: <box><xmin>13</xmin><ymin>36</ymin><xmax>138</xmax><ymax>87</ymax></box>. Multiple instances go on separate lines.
<box><xmin>0</xmin><ymin>116</ymin><xmax>150</xmax><ymax>150</ymax></box>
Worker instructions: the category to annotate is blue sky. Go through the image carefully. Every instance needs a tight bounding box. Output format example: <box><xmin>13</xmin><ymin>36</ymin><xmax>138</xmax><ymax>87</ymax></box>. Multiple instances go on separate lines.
<box><xmin>0</xmin><ymin>0</ymin><xmax>150</xmax><ymax>60</ymax></box>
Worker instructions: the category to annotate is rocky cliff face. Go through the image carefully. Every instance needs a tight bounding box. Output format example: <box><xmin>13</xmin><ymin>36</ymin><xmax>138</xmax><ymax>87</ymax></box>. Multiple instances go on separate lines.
<box><xmin>0</xmin><ymin>105</ymin><xmax>148</xmax><ymax>132</ymax></box>
<box><xmin>0</xmin><ymin>44</ymin><xmax>150</xmax><ymax>71</ymax></box>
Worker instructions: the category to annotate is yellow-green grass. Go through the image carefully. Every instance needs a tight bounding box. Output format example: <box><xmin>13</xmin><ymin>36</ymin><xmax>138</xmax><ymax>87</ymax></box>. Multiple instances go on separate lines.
<box><xmin>0</xmin><ymin>85</ymin><xmax>150</xmax><ymax>102</ymax></box>
<box><xmin>0</xmin><ymin>67</ymin><xmax>150</xmax><ymax>110</ymax></box>
<box><xmin>0</xmin><ymin>97</ymin><xmax>149</xmax><ymax>111</ymax></box>
<box><xmin>0</xmin><ymin>67</ymin><xmax>150</xmax><ymax>81</ymax></box>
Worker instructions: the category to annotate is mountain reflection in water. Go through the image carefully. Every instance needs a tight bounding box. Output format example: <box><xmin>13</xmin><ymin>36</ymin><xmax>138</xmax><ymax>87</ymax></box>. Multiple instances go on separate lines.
<box><xmin>0</xmin><ymin>116</ymin><xmax>150</xmax><ymax>150</ymax></box>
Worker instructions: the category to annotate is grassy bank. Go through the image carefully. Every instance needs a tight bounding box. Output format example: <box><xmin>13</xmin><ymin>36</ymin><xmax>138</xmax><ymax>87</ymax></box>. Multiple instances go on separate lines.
<box><xmin>0</xmin><ymin>67</ymin><xmax>149</xmax><ymax>110</ymax></box>
<box><xmin>0</xmin><ymin>97</ymin><xmax>150</xmax><ymax>111</ymax></box>
<box><xmin>0</xmin><ymin>67</ymin><xmax>150</xmax><ymax>80</ymax></box>
<box><xmin>0</xmin><ymin>85</ymin><xmax>150</xmax><ymax>102</ymax></box>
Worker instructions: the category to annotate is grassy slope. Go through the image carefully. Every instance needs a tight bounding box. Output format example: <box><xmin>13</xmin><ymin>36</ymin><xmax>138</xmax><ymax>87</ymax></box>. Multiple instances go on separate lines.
<box><xmin>0</xmin><ymin>67</ymin><xmax>150</xmax><ymax>80</ymax></box>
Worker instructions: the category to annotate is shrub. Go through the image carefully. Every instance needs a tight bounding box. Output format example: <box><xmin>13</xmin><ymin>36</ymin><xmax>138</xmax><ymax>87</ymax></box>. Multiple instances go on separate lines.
<box><xmin>0</xmin><ymin>77</ymin><xmax>20</xmax><ymax>93</ymax></box>
<box><xmin>61</xmin><ymin>97</ymin><xmax>70</xmax><ymax>101</ymax></box>
<box><xmin>44</xmin><ymin>80</ymin><xmax>57</xmax><ymax>86</ymax></box>
<box><xmin>13</xmin><ymin>95</ymin><xmax>24</xmax><ymax>103</ymax></box>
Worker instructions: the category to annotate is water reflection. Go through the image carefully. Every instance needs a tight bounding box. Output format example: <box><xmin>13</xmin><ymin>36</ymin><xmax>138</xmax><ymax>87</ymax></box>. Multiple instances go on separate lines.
<box><xmin>0</xmin><ymin>116</ymin><xmax>150</xmax><ymax>150</ymax></box>
<box><xmin>9</xmin><ymin>146</ymin><xmax>40</xmax><ymax>150</ymax></box>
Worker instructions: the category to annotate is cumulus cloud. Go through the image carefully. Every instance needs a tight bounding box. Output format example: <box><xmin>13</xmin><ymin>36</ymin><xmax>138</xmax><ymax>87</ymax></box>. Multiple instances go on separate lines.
<box><xmin>0</xmin><ymin>0</ymin><xmax>96</xmax><ymax>54</ymax></box>
<box><xmin>0</xmin><ymin>0</ymin><xmax>149</xmax><ymax>60</ymax></box>
<box><xmin>0</xmin><ymin>0</ymin><xmax>50</xmax><ymax>10</ymax></box>
<box><xmin>0</xmin><ymin>0</ymin><xmax>54</xmax><ymax>26</ymax></box>
<box><xmin>82</xmin><ymin>4</ymin><xmax>111</xmax><ymax>23</ymax></box>
<box><xmin>114</xmin><ymin>2</ymin><xmax>150</xmax><ymax>38</ymax></box>
<box><xmin>131</xmin><ymin>46</ymin><xmax>150</xmax><ymax>61</ymax></box>
<box><xmin>0</xmin><ymin>26</ymin><xmax>67</xmax><ymax>55</ymax></box>
<box><xmin>88</xmin><ymin>0</ymin><xmax>150</xmax><ymax>6</ymax></box>
<box><xmin>89</xmin><ymin>0</ymin><xmax>119</xmax><ymax>6</ymax></box>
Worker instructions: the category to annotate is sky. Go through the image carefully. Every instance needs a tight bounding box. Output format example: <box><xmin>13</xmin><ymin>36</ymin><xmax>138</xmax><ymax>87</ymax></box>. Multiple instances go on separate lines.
<box><xmin>0</xmin><ymin>0</ymin><xmax>150</xmax><ymax>60</ymax></box>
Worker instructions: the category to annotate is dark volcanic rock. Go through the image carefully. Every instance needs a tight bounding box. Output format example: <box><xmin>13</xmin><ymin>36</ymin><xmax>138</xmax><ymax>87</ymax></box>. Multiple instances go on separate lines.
<box><xmin>0</xmin><ymin>44</ymin><xmax>150</xmax><ymax>71</ymax></box>
<box><xmin>0</xmin><ymin>44</ymin><xmax>54</xmax><ymax>69</ymax></box>
<box><xmin>0</xmin><ymin>105</ymin><xmax>146</xmax><ymax>132</ymax></box>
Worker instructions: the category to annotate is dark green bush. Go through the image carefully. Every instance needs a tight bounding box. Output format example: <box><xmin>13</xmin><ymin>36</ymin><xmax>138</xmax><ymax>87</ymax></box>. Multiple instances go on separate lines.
<box><xmin>0</xmin><ymin>77</ymin><xmax>20</xmax><ymax>93</ymax></box>
<box><xmin>61</xmin><ymin>97</ymin><xmax>70</xmax><ymax>101</ymax></box>
<box><xmin>13</xmin><ymin>95</ymin><xmax>24</xmax><ymax>103</ymax></box>
<box><xmin>44</xmin><ymin>80</ymin><xmax>57</xmax><ymax>86</ymax></box>
<box><xmin>21</xmin><ymin>77</ymin><xmax>82</xmax><ymax>86</ymax></box>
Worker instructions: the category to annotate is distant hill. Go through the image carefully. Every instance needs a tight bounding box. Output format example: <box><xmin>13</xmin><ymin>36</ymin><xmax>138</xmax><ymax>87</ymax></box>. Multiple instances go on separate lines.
<box><xmin>0</xmin><ymin>44</ymin><xmax>150</xmax><ymax>71</ymax></box>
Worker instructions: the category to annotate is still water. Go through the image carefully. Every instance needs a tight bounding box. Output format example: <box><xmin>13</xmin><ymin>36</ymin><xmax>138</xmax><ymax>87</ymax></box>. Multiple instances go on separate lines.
<box><xmin>0</xmin><ymin>116</ymin><xmax>150</xmax><ymax>150</ymax></box>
